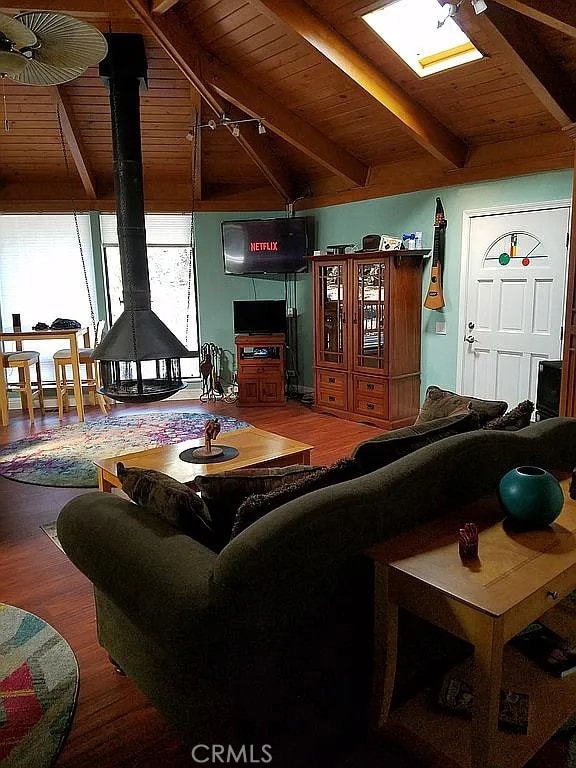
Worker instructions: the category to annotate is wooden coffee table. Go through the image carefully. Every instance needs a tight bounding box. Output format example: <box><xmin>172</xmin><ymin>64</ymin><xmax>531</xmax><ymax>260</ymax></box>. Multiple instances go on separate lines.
<box><xmin>367</xmin><ymin>476</ymin><xmax>576</xmax><ymax>768</ymax></box>
<box><xmin>94</xmin><ymin>425</ymin><xmax>313</xmax><ymax>493</ymax></box>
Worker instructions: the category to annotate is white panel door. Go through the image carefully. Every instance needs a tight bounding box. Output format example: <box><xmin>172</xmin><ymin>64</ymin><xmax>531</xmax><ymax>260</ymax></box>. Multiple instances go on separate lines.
<box><xmin>461</xmin><ymin>206</ymin><xmax>569</xmax><ymax>407</ymax></box>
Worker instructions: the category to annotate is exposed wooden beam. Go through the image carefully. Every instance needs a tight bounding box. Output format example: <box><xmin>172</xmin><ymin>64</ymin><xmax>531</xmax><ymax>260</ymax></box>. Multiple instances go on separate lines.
<box><xmin>490</xmin><ymin>0</ymin><xmax>576</xmax><ymax>38</ymax></box>
<box><xmin>475</xmin><ymin>2</ymin><xmax>576</xmax><ymax>126</ymax></box>
<box><xmin>151</xmin><ymin>0</ymin><xmax>182</xmax><ymax>13</ymax></box>
<box><xmin>123</xmin><ymin>0</ymin><xmax>296</xmax><ymax>201</ymax></box>
<box><xmin>203</xmin><ymin>56</ymin><xmax>368</xmax><ymax>187</ymax></box>
<box><xmin>53</xmin><ymin>86</ymin><xmax>97</xmax><ymax>200</ymax></box>
<box><xmin>252</xmin><ymin>0</ymin><xmax>468</xmax><ymax>168</ymax></box>
<box><xmin>123</xmin><ymin>0</ymin><xmax>367</xmax><ymax>188</ymax></box>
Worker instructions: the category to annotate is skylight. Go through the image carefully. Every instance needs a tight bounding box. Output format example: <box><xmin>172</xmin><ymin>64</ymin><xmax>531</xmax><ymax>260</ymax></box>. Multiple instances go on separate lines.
<box><xmin>362</xmin><ymin>0</ymin><xmax>483</xmax><ymax>77</ymax></box>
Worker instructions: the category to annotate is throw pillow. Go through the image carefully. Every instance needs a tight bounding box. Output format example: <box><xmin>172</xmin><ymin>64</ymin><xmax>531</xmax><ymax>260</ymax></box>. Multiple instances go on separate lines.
<box><xmin>192</xmin><ymin>465</ymin><xmax>322</xmax><ymax>547</ymax></box>
<box><xmin>352</xmin><ymin>411</ymin><xmax>480</xmax><ymax>475</ymax></box>
<box><xmin>230</xmin><ymin>457</ymin><xmax>362</xmax><ymax>540</ymax></box>
<box><xmin>116</xmin><ymin>462</ymin><xmax>215</xmax><ymax>549</ymax></box>
<box><xmin>415</xmin><ymin>385</ymin><xmax>507</xmax><ymax>426</ymax></box>
<box><xmin>483</xmin><ymin>400</ymin><xmax>534</xmax><ymax>431</ymax></box>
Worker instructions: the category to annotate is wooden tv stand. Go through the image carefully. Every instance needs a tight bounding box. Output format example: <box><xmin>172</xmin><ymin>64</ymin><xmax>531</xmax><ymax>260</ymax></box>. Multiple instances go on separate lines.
<box><xmin>235</xmin><ymin>334</ymin><xmax>286</xmax><ymax>406</ymax></box>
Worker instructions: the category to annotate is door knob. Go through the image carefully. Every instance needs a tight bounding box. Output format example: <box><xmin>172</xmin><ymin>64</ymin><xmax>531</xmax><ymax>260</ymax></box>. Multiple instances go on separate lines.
<box><xmin>468</xmin><ymin>321</ymin><xmax>475</xmax><ymax>330</ymax></box>
<box><xmin>465</xmin><ymin>335</ymin><xmax>476</xmax><ymax>344</ymax></box>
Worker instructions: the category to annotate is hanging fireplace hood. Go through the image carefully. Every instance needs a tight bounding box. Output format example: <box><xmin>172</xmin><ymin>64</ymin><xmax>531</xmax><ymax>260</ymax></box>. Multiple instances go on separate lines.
<box><xmin>93</xmin><ymin>33</ymin><xmax>191</xmax><ymax>403</ymax></box>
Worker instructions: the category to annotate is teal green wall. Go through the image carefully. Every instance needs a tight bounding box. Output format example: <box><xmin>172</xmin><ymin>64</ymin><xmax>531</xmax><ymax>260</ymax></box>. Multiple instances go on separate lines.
<box><xmin>193</xmin><ymin>170</ymin><xmax>572</xmax><ymax>394</ymax></box>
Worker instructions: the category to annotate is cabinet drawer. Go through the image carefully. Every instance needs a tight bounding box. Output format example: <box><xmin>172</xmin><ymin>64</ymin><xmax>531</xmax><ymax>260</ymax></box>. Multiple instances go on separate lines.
<box><xmin>239</xmin><ymin>362</ymin><xmax>280</xmax><ymax>376</ymax></box>
<box><xmin>355</xmin><ymin>395</ymin><xmax>388</xmax><ymax>419</ymax></box>
<box><xmin>355</xmin><ymin>377</ymin><xmax>387</xmax><ymax>397</ymax></box>
<box><xmin>504</xmin><ymin>565</ymin><xmax>576</xmax><ymax>639</ymax></box>
<box><xmin>318</xmin><ymin>387</ymin><xmax>347</xmax><ymax>409</ymax></box>
<box><xmin>318</xmin><ymin>370</ymin><xmax>347</xmax><ymax>392</ymax></box>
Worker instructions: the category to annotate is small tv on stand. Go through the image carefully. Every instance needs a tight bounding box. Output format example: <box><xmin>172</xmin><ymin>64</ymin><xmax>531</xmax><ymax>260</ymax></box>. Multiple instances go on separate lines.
<box><xmin>233</xmin><ymin>300</ymin><xmax>286</xmax><ymax>336</ymax></box>
<box><xmin>536</xmin><ymin>360</ymin><xmax>562</xmax><ymax>419</ymax></box>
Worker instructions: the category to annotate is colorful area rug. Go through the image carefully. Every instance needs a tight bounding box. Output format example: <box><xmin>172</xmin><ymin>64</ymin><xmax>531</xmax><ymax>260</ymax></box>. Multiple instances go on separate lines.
<box><xmin>0</xmin><ymin>603</ymin><xmax>78</xmax><ymax>768</ymax></box>
<box><xmin>0</xmin><ymin>412</ymin><xmax>249</xmax><ymax>488</ymax></box>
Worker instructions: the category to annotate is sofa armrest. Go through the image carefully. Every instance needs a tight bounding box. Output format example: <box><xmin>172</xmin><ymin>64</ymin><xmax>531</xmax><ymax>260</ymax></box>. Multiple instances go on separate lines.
<box><xmin>57</xmin><ymin>492</ymin><xmax>220</xmax><ymax>656</ymax></box>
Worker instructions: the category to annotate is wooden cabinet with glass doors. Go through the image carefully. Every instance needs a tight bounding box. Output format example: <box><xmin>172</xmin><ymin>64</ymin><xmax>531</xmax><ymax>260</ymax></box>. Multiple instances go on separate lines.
<box><xmin>312</xmin><ymin>251</ymin><xmax>425</xmax><ymax>429</ymax></box>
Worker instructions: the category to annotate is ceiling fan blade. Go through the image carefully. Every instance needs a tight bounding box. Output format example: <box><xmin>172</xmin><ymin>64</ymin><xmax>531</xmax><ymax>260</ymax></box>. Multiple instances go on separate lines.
<box><xmin>9</xmin><ymin>57</ymin><xmax>85</xmax><ymax>86</ymax></box>
<box><xmin>0</xmin><ymin>49</ymin><xmax>27</xmax><ymax>77</ymax></box>
<box><xmin>0</xmin><ymin>11</ymin><xmax>37</xmax><ymax>48</ymax></box>
<box><xmin>15</xmin><ymin>12</ymin><xmax>107</xmax><ymax>70</ymax></box>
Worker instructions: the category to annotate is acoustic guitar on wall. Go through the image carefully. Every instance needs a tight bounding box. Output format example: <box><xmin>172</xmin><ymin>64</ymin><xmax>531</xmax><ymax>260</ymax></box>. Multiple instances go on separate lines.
<box><xmin>424</xmin><ymin>197</ymin><xmax>447</xmax><ymax>310</ymax></box>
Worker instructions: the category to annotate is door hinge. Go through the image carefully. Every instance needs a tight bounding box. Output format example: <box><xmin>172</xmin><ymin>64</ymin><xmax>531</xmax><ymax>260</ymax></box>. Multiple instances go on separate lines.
<box><xmin>567</xmin><ymin>232</ymin><xmax>570</xmax><ymax>250</ymax></box>
<box><xmin>561</xmin><ymin>325</ymin><xmax>564</xmax><ymax>342</ymax></box>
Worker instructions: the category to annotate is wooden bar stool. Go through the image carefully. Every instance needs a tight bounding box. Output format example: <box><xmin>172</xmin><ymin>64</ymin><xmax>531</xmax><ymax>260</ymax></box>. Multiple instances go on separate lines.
<box><xmin>1</xmin><ymin>351</ymin><xmax>45</xmax><ymax>424</ymax></box>
<box><xmin>53</xmin><ymin>321</ymin><xmax>108</xmax><ymax>420</ymax></box>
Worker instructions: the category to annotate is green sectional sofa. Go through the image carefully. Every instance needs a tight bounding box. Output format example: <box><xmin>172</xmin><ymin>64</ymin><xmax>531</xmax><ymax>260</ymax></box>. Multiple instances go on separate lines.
<box><xmin>57</xmin><ymin>418</ymin><xmax>576</xmax><ymax>766</ymax></box>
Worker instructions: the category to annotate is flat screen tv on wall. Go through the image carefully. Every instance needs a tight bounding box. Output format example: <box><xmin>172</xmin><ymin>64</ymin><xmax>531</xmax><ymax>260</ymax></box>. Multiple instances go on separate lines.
<box><xmin>222</xmin><ymin>217</ymin><xmax>309</xmax><ymax>275</ymax></box>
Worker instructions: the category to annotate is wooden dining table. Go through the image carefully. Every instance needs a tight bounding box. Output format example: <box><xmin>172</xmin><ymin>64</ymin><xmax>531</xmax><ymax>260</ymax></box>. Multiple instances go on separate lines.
<box><xmin>0</xmin><ymin>326</ymin><xmax>91</xmax><ymax>426</ymax></box>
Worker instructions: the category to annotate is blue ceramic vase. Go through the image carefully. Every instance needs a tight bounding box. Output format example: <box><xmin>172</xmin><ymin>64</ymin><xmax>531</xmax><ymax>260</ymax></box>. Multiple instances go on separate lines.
<box><xmin>499</xmin><ymin>466</ymin><xmax>564</xmax><ymax>528</ymax></box>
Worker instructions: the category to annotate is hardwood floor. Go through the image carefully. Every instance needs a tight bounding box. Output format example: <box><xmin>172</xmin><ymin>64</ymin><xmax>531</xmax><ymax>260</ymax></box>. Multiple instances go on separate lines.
<box><xmin>0</xmin><ymin>398</ymin><xmax>385</xmax><ymax>768</ymax></box>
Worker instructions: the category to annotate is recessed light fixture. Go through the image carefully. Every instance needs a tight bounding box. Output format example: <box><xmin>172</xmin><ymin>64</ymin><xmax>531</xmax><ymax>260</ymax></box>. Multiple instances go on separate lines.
<box><xmin>362</xmin><ymin>0</ymin><xmax>483</xmax><ymax>77</ymax></box>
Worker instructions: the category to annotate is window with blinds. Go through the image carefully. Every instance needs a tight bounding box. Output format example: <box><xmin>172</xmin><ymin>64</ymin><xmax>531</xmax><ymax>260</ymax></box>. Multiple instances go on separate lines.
<box><xmin>100</xmin><ymin>214</ymin><xmax>199</xmax><ymax>378</ymax></box>
<box><xmin>0</xmin><ymin>214</ymin><xmax>97</xmax><ymax>384</ymax></box>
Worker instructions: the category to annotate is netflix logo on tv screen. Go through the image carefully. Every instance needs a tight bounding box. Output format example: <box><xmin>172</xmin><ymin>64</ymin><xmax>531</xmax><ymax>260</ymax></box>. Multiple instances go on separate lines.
<box><xmin>222</xmin><ymin>217</ymin><xmax>309</xmax><ymax>275</ymax></box>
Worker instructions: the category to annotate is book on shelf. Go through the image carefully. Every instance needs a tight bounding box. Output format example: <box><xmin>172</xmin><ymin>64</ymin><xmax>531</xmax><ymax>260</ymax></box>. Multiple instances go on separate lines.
<box><xmin>512</xmin><ymin>621</ymin><xmax>576</xmax><ymax>678</ymax></box>
<box><xmin>436</xmin><ymin>676</ymin><xmax>529</xmax><ymax>733</ymax></box>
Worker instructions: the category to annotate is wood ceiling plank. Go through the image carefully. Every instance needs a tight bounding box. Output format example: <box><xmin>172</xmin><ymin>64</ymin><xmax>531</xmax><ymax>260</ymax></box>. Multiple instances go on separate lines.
<box><xmin>475</xmin><ymin>2</ymin><xmax>576</xmax><ymax>126</ymax></box>
<box><xmin>53</xmin><ymin>86</ymin><xmax>98</xmax><ymax>199</ymax></box>
<box><xmin>151</xmin><ymin>0</ymin><xmax>183</xmax><ymax>13</ymax></box>
<box><xmin>204</xmin><ymin>56</ymin><xmax>368</xmax><ymax>185</ymax></box>
<box><xmin>123</xmin><ymin>0</ymin><xmax>368</xmax><ymax>188</ymax></box>
<box><xmin>252</xmin><ymin>0</ymin><xmax>468</xmax><ymax>168</ymax></box>
<box><xmin>0</xmin><ymin>1</ymin><xmax>133</xmax><ymax>17</ymax></box>
<box><xmin>123</xmin><ymin>0</ymin><xmax>297</xmax><ymax>201</ymax></box>
<box><xmin>491</xmin><ymin>0</ymin><xmax>576</xmax><ymax>39</ymax></box>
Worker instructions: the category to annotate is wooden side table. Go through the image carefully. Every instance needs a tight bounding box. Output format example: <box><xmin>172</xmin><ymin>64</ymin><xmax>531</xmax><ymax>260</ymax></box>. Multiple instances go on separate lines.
<box><xmin>366</xmin><ymin>477</ymin><xmax>576</xmax><ymax>768</ymax></box>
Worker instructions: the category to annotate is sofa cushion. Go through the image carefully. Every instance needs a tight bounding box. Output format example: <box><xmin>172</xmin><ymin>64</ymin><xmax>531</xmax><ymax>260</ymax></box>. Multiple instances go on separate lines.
<box><xmin>230</xmin><ymin>457</ymin><xmax>362</xmax><ymax>540</ymax></box>
<box><xmin>352</xmin><ymin>412</ymin><xmax>480</xmax><ymax>474</ymax></box>
<box><xmin>116</xmin><ymin>462</ymin><xmax>215</xmax><ymax>548</ymax></box>
<box><xmin>483</xmin><ymin>400</ymin><xmax>534</xmax><ymax>431</ymax></box>
<box><xmin>415</xmin><ymin>385</ymin><xmax>507</xmax><ymax>426</ymax></box>
<box><xmin>192</xmin><ymin>465</ymin><xmax>322</xmax><ymax>547</ymax></box>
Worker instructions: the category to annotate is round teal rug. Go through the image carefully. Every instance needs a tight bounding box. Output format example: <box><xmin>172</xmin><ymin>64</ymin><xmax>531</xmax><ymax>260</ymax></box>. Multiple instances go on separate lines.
<box><xmin>0</xmin><ymin>603</ymin><xmax>78</xmax><ymax>768</ymax></box>
<box><xmin>0</xmin><ymin>412</ymin><xmax>249</xmax><ymax>488</ymax></box>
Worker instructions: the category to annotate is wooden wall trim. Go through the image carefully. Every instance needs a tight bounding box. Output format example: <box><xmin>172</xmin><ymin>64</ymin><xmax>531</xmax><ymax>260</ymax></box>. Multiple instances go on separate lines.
<box><xmin>560</xmin><ymin>123</ymin><xmax>576</xmax><ymax>416</ymax></box>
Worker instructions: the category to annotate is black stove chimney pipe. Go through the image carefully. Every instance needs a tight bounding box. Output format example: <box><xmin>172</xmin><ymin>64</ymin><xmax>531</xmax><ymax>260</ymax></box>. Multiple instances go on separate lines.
<box><xmin>103</xmin><ymin>33</ymin><xmax>150</xmax><ymax>314</ymax></box>
<box><xmin>94</xmin><ymin>33</ymin><xmax>190</xmax><ymax>402</ymax></box>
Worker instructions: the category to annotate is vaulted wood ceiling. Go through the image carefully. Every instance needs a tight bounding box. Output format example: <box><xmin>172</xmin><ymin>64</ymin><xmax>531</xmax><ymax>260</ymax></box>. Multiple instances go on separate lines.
<box><xmin>0</xmin><ymin>0</ymin><xmax>574</xmax><ymax>213</ymax></box>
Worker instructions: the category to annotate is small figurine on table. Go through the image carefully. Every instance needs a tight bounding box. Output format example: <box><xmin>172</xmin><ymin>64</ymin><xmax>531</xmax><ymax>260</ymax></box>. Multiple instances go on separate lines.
<box><xmin>458</xmin><ymin>522</ymin><xmax>479</xmax><ymax>561</ymax></box>
<box><xmin>191</xmin><ymin>417</ymin><xmax>223</xmax><ymax>459</ymax></box>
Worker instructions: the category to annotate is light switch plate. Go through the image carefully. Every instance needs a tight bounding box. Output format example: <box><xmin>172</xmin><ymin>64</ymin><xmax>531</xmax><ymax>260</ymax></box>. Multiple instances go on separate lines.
<box><xmin>435</xmin><ymin>321</ymin><xmax>447</xmax><ymax>335</ymax></box>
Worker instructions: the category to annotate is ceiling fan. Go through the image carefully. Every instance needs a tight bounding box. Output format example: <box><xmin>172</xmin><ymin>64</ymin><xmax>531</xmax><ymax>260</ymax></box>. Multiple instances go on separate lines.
<box><xmin>0</xmin><ymin>11</ymin><xmax>107</xmax><ymax>85</ymax></box>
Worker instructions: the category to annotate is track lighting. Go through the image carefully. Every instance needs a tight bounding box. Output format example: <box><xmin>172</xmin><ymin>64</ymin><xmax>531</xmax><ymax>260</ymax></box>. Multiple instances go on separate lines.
<box><xmin>437</xmin><ymin>0</ymin><xmax>487</xmax><ymax>28</ymax></box>
<box><xmin>437</xmin><ymin>2</ymin><xmax>460</xmax><ymax>28</ymax></box>
<box><xmin>189</xmin><ymin>113</ymin><xmax>267</xmax><ymax>139</ymax></box>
